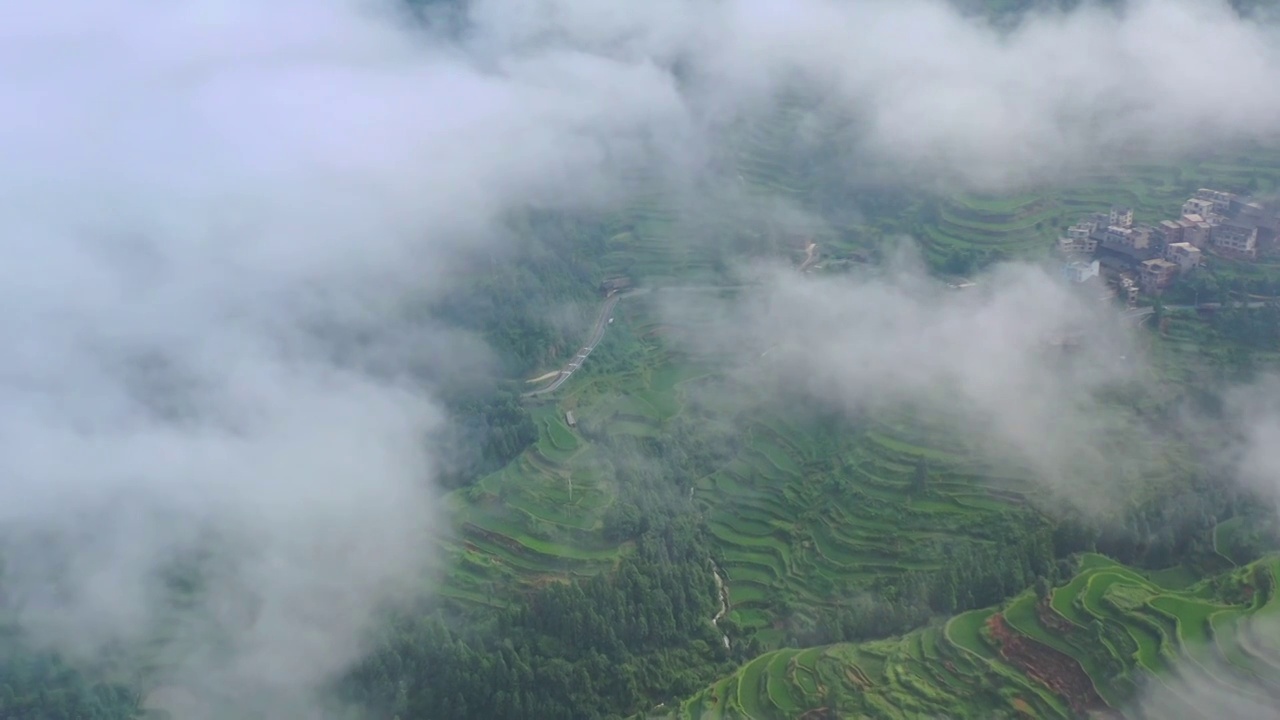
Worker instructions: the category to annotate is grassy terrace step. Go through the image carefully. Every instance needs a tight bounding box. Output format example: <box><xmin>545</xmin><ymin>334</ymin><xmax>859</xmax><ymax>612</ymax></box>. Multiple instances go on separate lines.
<box><xmin>456</xmin><ymin>144</ymin><xmax>1280</xmax><ymax>711</ymax></box>
<box><xmin>691</xmin><ymin>411</ymin><xmax>1042</xmax><ymax>645</ymax></box>
<box><xmin>660</xmin><ymin>555</ymin><xmax>1280</xmax><ymax>720</ymax></box>
<box><xmin>912</xmin><ymin>152</ymin><xmax>1280</xmax><ymax>263</ymax></box>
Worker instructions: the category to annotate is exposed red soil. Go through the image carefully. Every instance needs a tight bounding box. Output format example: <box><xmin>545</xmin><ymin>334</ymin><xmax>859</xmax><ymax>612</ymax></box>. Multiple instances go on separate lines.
<box><xmin>1036</xmin><ymin>597</ymin><xmax>1079</xmax><ymax>634</ymax></box>
<box><xmin>986</xmin><ymin>613</ymin><xmax>1108</xmax><ymax>717</ymax></box>
<box><xmin>525</xmin><ymin>573</ymin><xmax>570</xmax><ymax>589</ymax></box>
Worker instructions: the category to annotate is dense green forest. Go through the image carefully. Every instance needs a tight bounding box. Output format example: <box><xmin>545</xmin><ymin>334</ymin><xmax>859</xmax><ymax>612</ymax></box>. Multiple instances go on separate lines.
<box><xmin>342</xmin><ymin>429</ymin><xmax>734</xmax><ymax>720</ymax></box>
<box><xmin>429</xmin><ymin>210</ymin><xmax>613</xmax><ymax>488</ymax></box>
<box><xmin>0</xmin><ymin>627</ymin><xmax>141</xmax><ymax>720</ymax></box>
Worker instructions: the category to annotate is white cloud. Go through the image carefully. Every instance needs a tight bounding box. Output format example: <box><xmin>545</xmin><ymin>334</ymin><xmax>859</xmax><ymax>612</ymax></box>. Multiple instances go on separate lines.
<box><xmin>5</xmin><ymin>0</ymin><xmax>1280</xmax><ymax>714</ymax></box>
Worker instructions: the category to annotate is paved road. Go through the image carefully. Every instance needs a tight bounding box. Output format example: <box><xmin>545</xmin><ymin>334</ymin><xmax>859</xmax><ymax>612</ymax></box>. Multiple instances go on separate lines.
<box><xmin>522</xmin><ymin>290</ymin><xmax>633</xmax><ymax>397</ymax></box>
<box><xmin>1126</xmin><ymin>300</ymin><xmax>1272</xmax><ymax>321</ymax></box>
<box><xmin>1165</xmin><ymin>301</ymin><xmax>1271</xmax><ymax>311</ymax></box>
<box><xmin>1119</xmin><ymin>300</ymin><xmax>1277</xmax><ymax>328</ymax></box>
<box><xmin>521</xmin><ymin>286</ymin><xmax>747</xmax><ymax>398</ymax></box>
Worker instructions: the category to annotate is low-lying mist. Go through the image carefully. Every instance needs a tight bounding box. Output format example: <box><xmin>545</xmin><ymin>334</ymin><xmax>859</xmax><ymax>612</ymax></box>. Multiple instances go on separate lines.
<box><xmin>469</xmin><ymin>0</ymin><xmax>1280</xmax><ymax>191</ymax></box>
<box><xmin>6</xmin><ymin>0</ymin><xmax>1280</xmax><ymax>716</ymax></box>
<box><xmin>0</xmin><ymin>0</ymin><xmax>674</xmax><ymax>716</ymax></box>
<box><xmin>662</xmin><ymin>251</ymin><xmax>1159</xmax><ymax>515</ymax></box>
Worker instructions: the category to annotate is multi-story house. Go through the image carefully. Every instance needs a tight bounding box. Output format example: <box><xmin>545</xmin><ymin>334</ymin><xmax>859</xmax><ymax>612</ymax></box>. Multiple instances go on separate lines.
<box><xmin>1194</xmin><ymin>189</ymin><xmax>1235</xmax><ymax>214</ymax></box>
<box><xmin>1139</xmin><ymin>258</ymin><xmax>1179</xmax><ymax>293</ymax></box>
<box><xmin>1164</xmin><ymin>242</ymin><xmax>1202</xmax><ymax>272</ymax></box>
<box><xmin>1212</xmin><ymin>222</ymin><xmax>1259</xmax><ymax>257</ymax></box>
<box><xmin>1182</xmin><ymin>197</ymin><xmax>1216</xmax><ymax>219</ymax></box>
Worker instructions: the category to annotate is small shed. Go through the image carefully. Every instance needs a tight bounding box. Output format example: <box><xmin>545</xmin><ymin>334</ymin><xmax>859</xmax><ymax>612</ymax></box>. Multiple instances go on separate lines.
<box><xmin>565</xmin><ymin>411</ymin><xmax>577</xmax><ymax>428</ymax></box>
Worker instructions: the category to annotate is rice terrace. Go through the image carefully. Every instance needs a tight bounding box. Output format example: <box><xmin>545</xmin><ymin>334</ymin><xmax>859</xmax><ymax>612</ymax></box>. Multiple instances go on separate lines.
<box><xmin>664</xmin><ymin>556</ymin><xmax>1280</xmax><ymax>719</ymax></box>
<box><xmin>10</xmin><ymin>2</ymin><xmax>1280</xmax><ymax>720</ymax></box>
<box><xmin>430</xmin><ymin>137</ymin><xmax>1280</xmax><ymax>718</ymax></box>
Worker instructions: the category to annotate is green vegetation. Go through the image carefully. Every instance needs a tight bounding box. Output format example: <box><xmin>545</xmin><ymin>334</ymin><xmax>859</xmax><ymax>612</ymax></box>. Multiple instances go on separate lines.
<box><xmin>344</xmin><ymin>515</ymin><xmax>733</xmax><ymax>720</ymax></box>
<box><xmin>437</xmin><ymin>301</ymin><xmax>706</xmax><ymax>603</ymax></box>
<box><xmin>905</xmin><ymin>148</ymin><xmax>1280</xmax><ymax>274</ymax></box>
<box><xmin>394</xmin><ymin>133</ymin><xmax>1280</xmax><ymax>717</ymax></box>
<box><xmin>17</xmin><ymin>88</ymin><xmax>1280</xmax><ymax>719</ymax></box>
<box><xmin>0</xmin><ymin>626</ymin><xmax>142</xmax><ymax>719</ymax></box>
<box><xmin>437</xmin><ymin>292</ymin><xmax>1072</xmax><ymax>653</ymax></box>
<box><xmin>696</xmin><ymin>406</ymin><xmax>1059</xmax><ymax>651</ymax></box>
<box><xmin>12</xmin><ymin>2</ymin><xmax>1280</xmax><ymax>717</ymax></box>
<box><xmin>663</xmin><ymin>555</ymin><xmax>1280</xmax><ymax>719</ymax></box>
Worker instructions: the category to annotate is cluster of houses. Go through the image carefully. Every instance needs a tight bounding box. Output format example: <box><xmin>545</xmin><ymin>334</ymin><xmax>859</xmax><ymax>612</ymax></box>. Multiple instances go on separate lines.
<box><xmin>1057</xmin><ymin>189</ymin><xmax>1280</xmax><ymax>298</ymax></box>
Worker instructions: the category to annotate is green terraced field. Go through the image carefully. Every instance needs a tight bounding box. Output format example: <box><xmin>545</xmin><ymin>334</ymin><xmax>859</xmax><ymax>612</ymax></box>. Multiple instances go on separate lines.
<box><xmin>693</xmin><ymin>400</ymin><xmax>1062</xmax><ymax>646</ymax></box>
<box><xmin>440</xmin><ymin>288</ymin><xmax>1053</xmax><ymax>647</ymax></box>
<box><xmin>439</xmin><ymin>305</ymin><xmax>682</xmax><ymax>600</ymax></box>
<box><xmin>657</xmin><ymin>555</ymin><xmax>1280</xmax><ymax>720</ymax></box>
<box><xmin>915</xmin><ymin>147</ymin><xmax>1280</xmax><ymax>268</ymax></box>
<box><xmin>436</xmin><ymin>121</ymin><xmax>1280</xmax><ymax>714</ymax></box>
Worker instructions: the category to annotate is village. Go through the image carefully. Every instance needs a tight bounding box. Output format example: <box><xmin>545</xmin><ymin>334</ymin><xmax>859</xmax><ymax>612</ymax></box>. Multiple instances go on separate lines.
<box><xmin>1056</xmin><ymin>188</ymin><xmax>1280</xmax><ymax>303</ymax></box>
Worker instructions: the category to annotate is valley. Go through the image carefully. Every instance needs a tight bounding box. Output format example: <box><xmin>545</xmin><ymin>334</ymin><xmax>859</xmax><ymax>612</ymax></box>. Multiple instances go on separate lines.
<box><xmin>421</xmin><ymin>137</ymin><xmax>1280</xmax><ymax>717</ymax></box>
<box><xmin>10</xmin><ymin>2</ymin><xmax>1280</xmax><ymax>720</ymax></box>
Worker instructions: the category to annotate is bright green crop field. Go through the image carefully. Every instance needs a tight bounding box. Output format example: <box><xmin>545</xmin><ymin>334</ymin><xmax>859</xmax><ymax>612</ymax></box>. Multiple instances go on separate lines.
<box><xmin>656</xmin><ymin>556</ymin><xmax>1280</xmax><ymax>720</ymax></box>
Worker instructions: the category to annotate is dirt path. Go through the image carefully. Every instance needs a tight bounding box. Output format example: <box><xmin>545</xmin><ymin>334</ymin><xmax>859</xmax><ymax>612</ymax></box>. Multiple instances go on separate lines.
<box><xmin>710</xmin><ymin>559</ymin><xmax>731</xmax><ymax>649</ymax></box>
<box><xmin>525</xmin><ymin>370</ymin><xmax>561</xmax><ymax>384</ymax></box>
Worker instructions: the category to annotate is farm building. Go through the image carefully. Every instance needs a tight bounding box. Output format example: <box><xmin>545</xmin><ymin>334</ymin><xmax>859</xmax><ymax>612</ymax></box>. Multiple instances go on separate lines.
<box><xmin>565</xmin><ymin>411</ymin><xmax>576</xmax><ymax>428</ymax></box>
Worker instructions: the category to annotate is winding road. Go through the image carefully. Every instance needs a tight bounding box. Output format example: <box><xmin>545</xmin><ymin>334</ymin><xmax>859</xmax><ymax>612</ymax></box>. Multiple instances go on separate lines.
<box><xmin>522</xmin><ymin>289</ymin><xmax>643</xmax><ymax>397</ymax></box>
<box><xmin>521</xmin><ymin>285</ymin><xmax>753</xmax><ymax>398</ymax></box>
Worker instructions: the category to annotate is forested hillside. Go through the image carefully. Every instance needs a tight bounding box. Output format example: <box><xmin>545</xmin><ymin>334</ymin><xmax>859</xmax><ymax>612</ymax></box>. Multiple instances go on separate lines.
<box><xmin>0</xmin><ymin>627</ymin><xmax>141</xmax><ymax>720</ymax></box>
<box><xmin>10</xmin><ymin>124</ymin><xmax>1280</xmax><ymax>720</ymax></box>
<box><xmin>9</xmin><ymin>1</ymin><xmax>1280</xmax><ymax>720</ymax></box>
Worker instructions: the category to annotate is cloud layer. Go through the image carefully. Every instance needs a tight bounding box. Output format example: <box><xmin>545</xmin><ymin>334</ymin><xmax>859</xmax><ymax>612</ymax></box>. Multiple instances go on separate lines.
<box><xmin>5</xmin><ymin>0</ymin><xmax>1280</xmax><ymax>716</ymax></box>
<box><xmin>0</xmin><ymin>0</ymin><xmax>685</xmax><ymax>714</ymax></box>
<box><xmin>664</xmin><ymin>253</ymin><xmax>1154</xmax><ymax>514</ymax></box>
<box><xmin>467</xmin><ymin>0</ymin><xmax>1280</xmax><ymax>190</ymax></box>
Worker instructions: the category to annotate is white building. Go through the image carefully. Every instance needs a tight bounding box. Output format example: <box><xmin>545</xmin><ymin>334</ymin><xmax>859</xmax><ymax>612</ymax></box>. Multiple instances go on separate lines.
<box><xmin>1194</xmin><ymin>189</ymin><xmax>1235</xmax><ymax>215</ymax></box>
<box><xmin>1067</xmin><ymin>222</ymin><xmax>1095</xmax><ymax>241</ymax></box>
<box><xmin>1063</xmin><ymin>260</ymin><xmax>1100</xmax><ymax>283</ymax></box>
<box><xmin>1058</xmin><ymin>233</ymin><xmax>1097</xmax><ymax>255</ymax></box>
<box><xmin>1106</xmin><ymin>225</ymin><xmax>1135</xmax><ymax>246</ymax></box>
<box><xmin>1182</xmin><ymin>198</ymin><xmax>1216</xmax><ymax>219</ymax></box>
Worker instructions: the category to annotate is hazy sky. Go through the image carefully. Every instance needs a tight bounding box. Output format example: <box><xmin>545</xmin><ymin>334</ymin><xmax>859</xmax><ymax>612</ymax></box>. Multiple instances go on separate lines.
<box><xmin>4</xmin><ymin>0</ymin><xmax>1280</xmax><ymax>717</ymax></box>
<box><xmin>467</xmin><ymin>0</ymin><xmax>1280</xmax><ymax>189</ymax></box>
